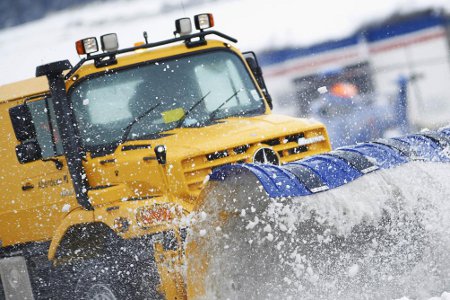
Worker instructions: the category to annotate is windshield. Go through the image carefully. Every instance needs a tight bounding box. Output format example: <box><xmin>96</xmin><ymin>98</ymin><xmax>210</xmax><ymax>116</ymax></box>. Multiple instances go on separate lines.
<box><xmin>70</xmin><ymin>50</ymin><xmax>265</xmax><ymax>151</ymax></box>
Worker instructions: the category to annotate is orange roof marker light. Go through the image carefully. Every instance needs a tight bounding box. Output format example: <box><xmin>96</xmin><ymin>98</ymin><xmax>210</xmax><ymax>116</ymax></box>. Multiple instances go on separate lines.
<box><xmin>194</xmin><ymin>13</ymin><xmax>214</xmax><ymax>31</ymax></box>
<box><xmin>75</xmin><ymin>37</ymin><xmax>99</xmax><ymax>55</ymax></box>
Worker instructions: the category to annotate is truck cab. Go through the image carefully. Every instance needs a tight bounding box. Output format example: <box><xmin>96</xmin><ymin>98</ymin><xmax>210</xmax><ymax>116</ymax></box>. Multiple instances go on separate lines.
<box><xmin>0</xmin><ymin>14</ymin><xmax>330</xmax><ymax>299</ymax></box>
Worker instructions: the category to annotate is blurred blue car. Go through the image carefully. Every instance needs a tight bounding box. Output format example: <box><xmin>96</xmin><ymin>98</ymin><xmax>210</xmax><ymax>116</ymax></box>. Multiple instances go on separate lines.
<box><xmin>311</xmin><ymin>77</ymin><xmax>409</xmax><ymax>148</ymax></box>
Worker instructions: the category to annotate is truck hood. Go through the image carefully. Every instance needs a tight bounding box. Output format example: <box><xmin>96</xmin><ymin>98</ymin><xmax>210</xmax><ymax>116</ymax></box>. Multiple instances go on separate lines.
<box><xmin>150</xmin><ymin>114</ymin><xmax>323</xmax><ymax>157</ymax></box>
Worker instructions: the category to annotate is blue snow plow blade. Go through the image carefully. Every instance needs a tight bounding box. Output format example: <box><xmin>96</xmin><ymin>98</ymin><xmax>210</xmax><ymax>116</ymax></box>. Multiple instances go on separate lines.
<box><xmin>209</xmin><ymin>130</ymin><xmax>450</xmax><ymax>198</ymax></box>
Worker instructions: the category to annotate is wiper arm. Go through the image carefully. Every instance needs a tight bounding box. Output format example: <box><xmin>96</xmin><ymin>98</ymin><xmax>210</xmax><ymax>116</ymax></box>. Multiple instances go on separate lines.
<box><xmin>175</xmin><ymin>91</ymin><xmax>211</xmax><ymax>128</ymax></box>
<box><xmin>121</xmin><ymin>102</ymin><xmax>162</xmax><ymax>142</ymax></box>
<box><xmin>208</xmin><ymin>88</ymin><xmax>243</xmax><ymax>122</ymax></box>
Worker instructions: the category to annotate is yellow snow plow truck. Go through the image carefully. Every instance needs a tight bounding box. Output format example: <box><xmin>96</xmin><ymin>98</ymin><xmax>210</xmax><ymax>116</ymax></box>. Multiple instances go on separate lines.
<box><xmin>0</xmin><ymin>14</ymin><xmax>330</xmax><ymax>299</ymax></box>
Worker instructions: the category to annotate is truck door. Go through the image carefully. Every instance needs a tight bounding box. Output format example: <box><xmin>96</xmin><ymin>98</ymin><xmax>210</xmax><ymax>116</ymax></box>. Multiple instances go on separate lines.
<box><xmin>0</xmin><ymin>96</ymin><xmax>79</xmax><ymax>246</ymax></box>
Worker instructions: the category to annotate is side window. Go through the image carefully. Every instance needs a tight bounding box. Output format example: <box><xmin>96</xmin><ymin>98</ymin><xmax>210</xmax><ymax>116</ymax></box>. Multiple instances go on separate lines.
<box><xmin>27</xmin><ymin>97</ymin><xmax>63</xmax><ymax>158</ymax></box>
<box><xmin>46</xmin><ymin>98</ymin><xmax>64</xmax><ymax>155</ymax></box>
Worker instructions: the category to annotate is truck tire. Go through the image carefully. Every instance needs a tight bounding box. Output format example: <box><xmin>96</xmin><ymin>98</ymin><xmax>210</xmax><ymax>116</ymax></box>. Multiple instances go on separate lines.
<box><xmin>82</xmin><ymin>283</ymin><xmax>118</xmax><ymax>300</ymax></box>
<box><xmin>73</xmin><ymin>261</ymin><xmax>127</xmax><ymax>300</ymax></box>
<box><xmin>71</xmin><ymin>257</ymin><xmax>163</xmax><ymax>300</ymax></box>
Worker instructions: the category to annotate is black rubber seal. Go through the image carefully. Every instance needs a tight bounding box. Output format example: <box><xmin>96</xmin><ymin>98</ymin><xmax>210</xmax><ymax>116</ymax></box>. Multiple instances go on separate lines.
<box><xmin>283</xmin><ymin>164</ymin><xmax>329</xmax><ymax>193</ymax></box>
<box><xmin>328</xmin><ymin>150</ymin><xmax>378</xmax><ymax>174</ymax></box>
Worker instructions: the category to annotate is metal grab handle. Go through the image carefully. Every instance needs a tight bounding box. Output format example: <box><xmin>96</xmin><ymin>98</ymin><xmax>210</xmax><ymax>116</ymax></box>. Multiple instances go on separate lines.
<box><xmin>21</xmin><ymin>183</ymin><xmax>34</xmax><ymax>191</ymax></box>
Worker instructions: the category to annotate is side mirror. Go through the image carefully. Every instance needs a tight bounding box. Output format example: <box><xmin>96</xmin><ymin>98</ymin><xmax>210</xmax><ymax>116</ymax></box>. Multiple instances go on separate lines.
<box><xmin>245</xmin><ymin>57</ymin><xmax>260</xmax><ymax>75</ymax></box>
<box><xmin>9</xmin><ymin>104</ymin><xmax>37</xmax><ymax>142</ymax></box>
<box><xmin>16</xmin><ymin>141</ymin><xmax>42</xmax><ymax>164</ymax></box>
<box><xmin>244</xmin><ymin>54</ymin><xmax>273</xmax><ymax>109</ymax></box>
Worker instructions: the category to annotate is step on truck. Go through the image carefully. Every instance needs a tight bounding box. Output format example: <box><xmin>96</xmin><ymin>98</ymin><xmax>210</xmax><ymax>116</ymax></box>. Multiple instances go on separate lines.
<box><xmin>0</xmin><ymin>14</ymin><xmax>331</xmax><ymax>299</ymax></box>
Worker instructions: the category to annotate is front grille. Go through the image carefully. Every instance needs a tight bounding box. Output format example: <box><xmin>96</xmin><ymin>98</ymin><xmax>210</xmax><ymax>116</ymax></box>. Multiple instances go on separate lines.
<box><xmin>288</xmin><ymin>146</ymin><xmax>308</xmax><ymax>155</ymax></box>
<box><xmin>233</xmin><ymin>144</ymin><xmax>250</xmax><ymax>155</ymax></box>
<box><xmin>262</xmin><ymin>138</ymin><xmax>281</xmax><ymax>146</ymax></box>
<box><xmin>182</xmin><ymin>129</ymin><xmax>328</xmax><ymax>195</ymax></box>
<box><xmin>206</xmin><ymin>150</ymin><xmax>229</xmax><ymax>161</ymax></box>
<box><xmin>285</xmin><ymin>133</ymin><xmax>305</xmax><ymax>143</ymax></box>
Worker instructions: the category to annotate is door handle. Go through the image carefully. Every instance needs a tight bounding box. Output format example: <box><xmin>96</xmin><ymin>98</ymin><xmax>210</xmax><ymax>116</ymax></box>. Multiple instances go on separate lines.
<box><xmin>22</xmin><ymin>183</ymin><xmax>34</xmax><ymax>191</ymax></box>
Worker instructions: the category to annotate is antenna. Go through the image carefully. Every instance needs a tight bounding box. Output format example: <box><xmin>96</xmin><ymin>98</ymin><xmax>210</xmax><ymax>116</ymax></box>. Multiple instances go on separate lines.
<box><xmin>180</xmin><ymin>0</ymin><xmax>186</xmax><ymax>16</ymax></box>
<box><xmin>143</xmin><ymin>31</ymin><xmax>148</xmax><ymax>44</ymax></box>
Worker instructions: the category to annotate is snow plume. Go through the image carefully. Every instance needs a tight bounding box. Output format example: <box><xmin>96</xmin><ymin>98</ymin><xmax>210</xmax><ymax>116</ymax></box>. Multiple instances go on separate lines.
<box><xmin>187</xmin><ymin>162</ymin><xmax>450</xmax><ymax>299</ymax></box>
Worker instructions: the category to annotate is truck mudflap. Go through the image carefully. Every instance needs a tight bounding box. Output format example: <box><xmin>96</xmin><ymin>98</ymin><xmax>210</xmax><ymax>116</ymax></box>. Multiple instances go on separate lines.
<box><xmin>186</xmin><ymin>129</ymin><xmax>450</xmax><ymax>299</ymax></box>
<box><xmin>153</xmin><ymin>229</ymin><xmax>187</xmax><ymax>300</ymax></box>
<box><xmin>0</xmin><ymin>256</ymin><xmax>34</xmax><ymax>300</ymax></box>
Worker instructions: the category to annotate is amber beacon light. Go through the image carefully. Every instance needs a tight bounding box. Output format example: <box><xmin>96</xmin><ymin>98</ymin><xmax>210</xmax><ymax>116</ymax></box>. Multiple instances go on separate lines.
<box><xmin>75</xmin><ymin>37</ymin><xmax>99</xmax><ymax>55</ymax></box>
<box><xmin>194</xmin><ymin>13</ymin><xmax>214</xmax><ymax>31</ymax></box>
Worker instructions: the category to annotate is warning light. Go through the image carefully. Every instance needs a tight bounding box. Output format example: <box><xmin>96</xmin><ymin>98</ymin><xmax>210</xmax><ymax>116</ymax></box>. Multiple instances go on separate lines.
<box><xmin>194</xmin><ymin>13</ymin><xmax>214</xmax><ymax>31</ymax></box>
<box><xmin>75</xmin><ymin>37</ymin><xmax>99</xmax><ymax>55</ymax></box>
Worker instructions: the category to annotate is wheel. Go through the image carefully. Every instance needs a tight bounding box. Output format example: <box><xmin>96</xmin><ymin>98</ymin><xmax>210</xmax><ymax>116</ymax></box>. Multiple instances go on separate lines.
<box><xmin>73</xmin><ymin>262</ymin><xmax>126</xmax><ymax>300</ymax></box>
<box><xmin>84</xmin><ymin>283</ymin><xmax>118</xmax><ymax>300</ymax></box>
<box><xmin>51</xmin><ymin>226</ymin><xmax>166</xmax><ymax>300</ymax></box>
<box><xmin>70</xmin><ymin>256</ymin><xmax>164</xmax><ymax>300</ymax></box>
<box><xmin>86</xmin><ymin>283</ymin><xmax>117</xmax><ymax>300</ymax></box>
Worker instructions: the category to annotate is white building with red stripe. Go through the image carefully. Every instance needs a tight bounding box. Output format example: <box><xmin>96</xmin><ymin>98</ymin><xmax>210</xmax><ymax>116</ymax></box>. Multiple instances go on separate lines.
<box><xmin>261</xmin><ymin>9</ymin><xmax>450</xmax><ymax>129</ymax></box>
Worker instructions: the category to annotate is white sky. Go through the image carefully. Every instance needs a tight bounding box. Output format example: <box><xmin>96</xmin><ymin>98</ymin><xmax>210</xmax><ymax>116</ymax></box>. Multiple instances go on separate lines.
<box><xmin>0</xmin><ymin>0</ymin><xmax>449</xmax><ymax>85</ymax></box>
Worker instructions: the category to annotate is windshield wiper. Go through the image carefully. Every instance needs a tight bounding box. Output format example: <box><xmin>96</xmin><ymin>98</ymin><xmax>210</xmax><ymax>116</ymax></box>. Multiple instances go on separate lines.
<box><xmin>175</xmin><ymin>91</ymin><xmax>211</xmax><ymax>128</ymax></box>
<box><xmin>121</xmin><ymin>102</ymin><xmax>162</xmax><ymax>142</ymax></box>
<box><xmin>207</xmin><ymin>88</ymin><xmax>243</xmax><ymax>122</ymax></box>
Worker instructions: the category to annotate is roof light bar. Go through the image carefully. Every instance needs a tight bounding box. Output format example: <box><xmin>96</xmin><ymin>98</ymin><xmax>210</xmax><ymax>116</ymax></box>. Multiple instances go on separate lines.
<box><xmin>194</xmin><ymin>13</ymin><xmax>214</xmax><ymax>31</ymax></box>
<box><xmin>100</xmin><ymin>33</ymin><xmax>119</xmax><ymax>52</ymax></box>
<box><xmin>75</xmin><ymin>37</ymin><xmax>99</xmax><ymax>55</ymax></box>
<box><xmin>66</xmin><ymin>30</ymin><xmax>238</xmax><ymax>80</ymax></box>
<box><xmin>174</xmin><ymin>18</ymin><xmax>192</xmax><ymax>36</ymax></box>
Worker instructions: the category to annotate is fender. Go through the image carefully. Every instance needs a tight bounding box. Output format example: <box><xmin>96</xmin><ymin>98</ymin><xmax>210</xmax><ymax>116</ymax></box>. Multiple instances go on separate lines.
<box><xmin>48</xmin><ymin>208</ymin><xmax>94</xmax><ymax>260</ymax></box>
<box><xmin>48</xmin><ymin>195</ymin><xmax>189</xmax><ymax>260</ymax></box>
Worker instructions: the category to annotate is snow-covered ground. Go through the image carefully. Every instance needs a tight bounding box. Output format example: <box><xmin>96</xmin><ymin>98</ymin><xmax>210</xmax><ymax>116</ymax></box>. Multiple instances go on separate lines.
<box><xmin>1</xmin><ymin>0</ymin><xmax>450</xmax><ymax>85</ymax></box>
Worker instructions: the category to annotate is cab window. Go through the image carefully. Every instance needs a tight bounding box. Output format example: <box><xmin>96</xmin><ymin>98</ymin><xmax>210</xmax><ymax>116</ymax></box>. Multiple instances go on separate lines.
<box><xmin>69</xmin><ymin>50</ymin><xmax>265</xmax><ymax>150</ymax></box>
<box><xmin>27</xmin><ymin>97</ymin><xmax>63</xmax><ymax>158</ymax></box>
